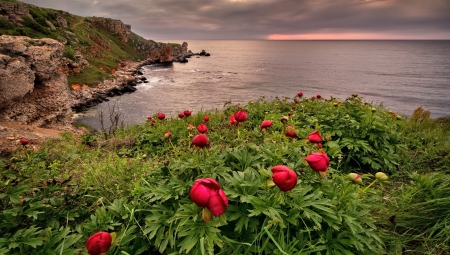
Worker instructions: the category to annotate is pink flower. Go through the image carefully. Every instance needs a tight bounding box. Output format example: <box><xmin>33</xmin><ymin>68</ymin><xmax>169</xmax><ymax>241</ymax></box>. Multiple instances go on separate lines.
<box><xmin>85</xmin><ymin>231</ymin><xmax>112</xmax><ymax>255</ymax></box>
<box><xmin>192</xmin><ymin>134</ymin><xmax>209</xmax><ymax>147</ymax></box>
<box><xmin>297</xmin><ymin>92</ymin><xmax>303</xmax><ymax>97</ymax></box>
<box><xmin>197</xmin><ymin>124</ymin><xmax>208</xmax><ymax>133</ymax></box>
<box><xmin>184</xmin><ymin>110</ymin><xmax>192</xmax><ymax>117</ymax></box>
<box><xmin>307</xmin><ymin>130</ymin><xmax>322</xmax><ymax>143</ymax></box>
<box><xmin>229</xmin><ymin>115</ymin><xmax>238</xmax><ymax>125</ymax></box>
<box><xmin>305</xmin><ymin>152</ymin><xmax>330</xmax><ymax>172</ymax></box>
<box><xmin>190</xmin><ymin>178</ymin><xmax>228</xmax><ymax>216</ymax></box>
<box><xmin>234</xmin><ymin>110</ymin><xmax>247</xmax><ymax>122</ymax></box>
<box><xmin>178</xmin><ymin>112</ymin><xmax>185</xmax><ymax>118</ymax></box>
<box><xmin>203</xmin><ymin>115</ymin><xmax>209</xmax><ymax>122</ymax></box>
<box><xmin>271</xmin><ymin>165</ymin><xmax>298</xmax><ymax>192</ymax></box>
<box><xmin>260</xmin><ymin>120</ymin><xmax>273</xmax><ymax>129</ymax></box>
<box><xmin>157</xmin><ymin>113</ymin><xmax>165</xmax><ymax>120</ymax></box>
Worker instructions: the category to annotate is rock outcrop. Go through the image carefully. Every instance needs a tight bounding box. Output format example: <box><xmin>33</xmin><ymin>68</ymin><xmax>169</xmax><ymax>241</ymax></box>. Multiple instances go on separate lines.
<box><xmin>88</xmin><ymin>17</ymin><xmax>132</xmax><ymax>43</ymax></box>
<box><xmin>0</xmin><ymin>1</ymin><xmax>32</xmax><ymax>26</ymax></box>
<box><xmin>0</xmin><ymin>35</ymin><xmax>72</xmax><ymax>129</ymax></box>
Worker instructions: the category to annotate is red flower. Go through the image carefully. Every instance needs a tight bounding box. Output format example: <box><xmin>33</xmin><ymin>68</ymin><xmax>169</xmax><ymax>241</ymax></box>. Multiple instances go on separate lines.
<box><xmin>203</xmin><ymin>115</ymin><xmax>209</xmax><ymax>122</ymax></box>
<box><xmin>192</xmin><ymin>134</ymin><xmax>209</xmax><ymax>147</ymax></box>
<box><xmin>285</xmin><ymin>126</ymin><xmax>297</xmax><ymax>138</ymax></box>
<box><xmin>280</xmin><ymin>116</ymin><xmax>289</xmax><ymax>123</ymax></box>
<box><xmin>260</xmin><ymin>120</ymin><xmax>272</xmax><ymax>129</ymax></box>
<box><xmin>184</xmin><ymin>110</ymin><xmax>192</xmax><ymax>117</ymax></box>
<box><xmin>197</xmin><ymin>124</ymin><xmax>208</xmax><ymax>133</ymax></box>
<box><xmin>317</xmin><ymin>94</ymin><xmax>322</xmax><ymax>99</ymax></box>
<box><xmin>178</xmin><ymin>112</ymin><xmax>185</xmax><ymax>118</ymax></box>
<box><xmin>307</xmin><ymin>130</ymin><xmax>322</xmax><ymax>143</ymax></box>
<box><xmin>292</xmin><ymin>106</ymin><xmax>297</xmax><ymax>110</ymax></box>
<box><xmin>311</xmin><ymin>96</ymin><xmax>316</xmax><ymax>100</ymax></box>
<box><xmin>297</xmin><ymin>92</ymin><xmax>303</xmax><ymax>97</ymax></box>
<box><xmin>229</xmin><ymin>115</ymin><xmax>238</xmax><ymax>125</ymax></box>
<box><xmin>20</xmin><ymin>139</ymin><xmax>29</xmax><ymax>146</ymax></box>
<box><xmin>190</xmin><ymin>178</ymin><xmax>228</xmax><ymax>216</ymax></box>
<box><xmin>147</xmin><ymin>116</ymin><xmax>152</xmax><ymax>120</ymax></box>
<box><xmin>85</xmin><ymin>231</ymin><xmax>112</xmax><ymax>255</ymax></box>
<box><xmin>157</xmin><ymin>113</ymin><xmax>165</xmax><ymax>120</ymax></box>
<box><xmin>294</xmin><ymin>99</ymin><xmax>299</xmax><ymax>104</ymax></box>
<box><xmin>164</xmin><ymin>131</ymin><xmax>172</xmax><ymax>139</ymax></box>
<box><xmin>305</xmin><ymin>152</ymin><xmax>330</xmax><ymax>172</ymax></box>
<box><xmin>234</xmin><ymin>110</ymin><xmax>247</xmax><ymax>122</ymax></box>
<box><xmin>271</xmin><ymin>165</ymin><xmax>298</xmax><ymax>192</ymax></box>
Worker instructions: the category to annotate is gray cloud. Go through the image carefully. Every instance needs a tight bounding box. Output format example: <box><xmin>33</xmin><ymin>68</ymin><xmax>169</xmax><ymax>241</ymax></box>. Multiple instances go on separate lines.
<box><xmin>21</xmin><ymin>0</ymin><xmax>450</xmax><ymax>39</ymax></box>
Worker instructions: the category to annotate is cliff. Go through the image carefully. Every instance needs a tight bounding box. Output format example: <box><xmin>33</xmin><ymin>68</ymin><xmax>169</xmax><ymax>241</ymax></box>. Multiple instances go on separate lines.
<box><xmin>0</xmin><ymin>0</ymin><xmax>189</xmax><ymax>128</ymax></box>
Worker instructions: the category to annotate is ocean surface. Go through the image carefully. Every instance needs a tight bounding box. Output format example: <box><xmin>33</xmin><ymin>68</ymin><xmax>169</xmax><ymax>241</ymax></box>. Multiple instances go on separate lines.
<box><xmin>74</xmin><ymin>40</ymin><xmax>450</xmax><ymax>129</ymax></box>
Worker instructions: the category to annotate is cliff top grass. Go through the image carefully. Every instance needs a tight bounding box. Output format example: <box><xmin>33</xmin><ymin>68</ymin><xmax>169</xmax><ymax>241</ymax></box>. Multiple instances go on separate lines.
<box><xmin>0</xmin><ymin>0</ymin><xmax>162</xmax><ymax>86</ymax></box>
<box><xmin>1</xmin><ymin>94</ymin><xmax>450</xmax><ymax>254</ymax></box>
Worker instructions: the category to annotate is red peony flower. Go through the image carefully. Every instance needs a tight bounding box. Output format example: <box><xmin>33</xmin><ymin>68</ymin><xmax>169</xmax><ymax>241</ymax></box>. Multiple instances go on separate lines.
<box><xmin>229</xmin><ymin>115</ymin><xmax>238</xmax><ymax>125</ymax></box>
<box><xmin>234</xmin><ymin>110</ymin><xmax>247</xmax><ymax>122</ymax></box>
<box><xmin>164</xmin><ymin>131</ymin><xmax>172</xmax><ymax>139</ymax></box>
<box><xmin>307</xmin><ymin>130</ymin><xmax>322</xmax><ymax>143</ymax></box>
<box><xmin>184</xmin><ymin>110</ymin><xmax>192</xmax><ymax>117</ymax></box>
<box><xmin>190</xmin><ymin>178</ymin><xmax>228</xmax><ymax>217</ymax></box>
<box><xmin>192</xmin><ymin>134</ymin><xmax>209</xmax><ymax>147</ymax></box>
<box><xmin>147</xmin><ymin>116</ymin><xmax>152</xmax><ymax>120</ymax></box>
<box><xmin>85</xmin><ymin>231</ymin><xmax>112</xmax><ymax>255</ymax></box>
<box><xmin>285</xmin><ymin>126</ymin><xmax>297</xmax><ymax>138</ymax></box>
<box><xmin>271</xmin><ymin>165</ymin><xmax>298</xmax><ymax>192</ymax></box>
<box><xmin>20</xmin><ymin>139</ymin><xmax>29</xmax><ymax>146</ymax></box>
<box><xmin>305</xmin><ymin>152</ymin><xmax>330</xmax><ymax>172</ymax></box>
<box><xmin>178</xmin><ymin>112</ymin><xmax>185</xmax><ymax>118</ymax></box>
<box><xmin>203</xmin><ymin>115</ymin><xmax>209</xmax><ymax>122</ymax></box>
<box><xmin>157</xmin><ymin>113</ymin><xmax>165</xmax><ymax>120</ymax></box>
<box><xmin>297</xmin><ymin>92</ymin><xmax>303</xmax><ymax>97</ymax></box>
<box><xmin>197</xmin><ymin>124</ymin><xmax>208</xmax><ymax>133</ymax></box>
<box><xmin>317</xmin><ymin>94</ymin><xmax>322</xmax><ymax>99</ymax></box>
<box><xmin>260</xmin><ymin>120</ymin><xmax>273</xmax><ymax>129</ymax></box>
<box><xmin>294</xmin><ymin>99</ymin><xmax>299</xmax><ymax>104</ymax></box>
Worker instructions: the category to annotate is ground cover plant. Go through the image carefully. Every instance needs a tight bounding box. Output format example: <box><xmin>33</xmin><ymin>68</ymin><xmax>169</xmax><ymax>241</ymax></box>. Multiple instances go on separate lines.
<box><xmin>1</xmin><ymin>94</ymin><xmax>449</xmax><ymax>254</ymax></box>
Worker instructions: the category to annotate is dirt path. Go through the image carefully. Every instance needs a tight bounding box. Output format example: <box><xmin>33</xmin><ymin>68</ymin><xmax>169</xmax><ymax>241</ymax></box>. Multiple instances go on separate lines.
<box><xmin>0</xmin><ymin>121</ymin><xmax>63</xmax><ymax>157</ymax></box>
<box><xmin>71</xmin><ymin>18</ymin><xmax>84</xmax><ymax>29</ymax></box>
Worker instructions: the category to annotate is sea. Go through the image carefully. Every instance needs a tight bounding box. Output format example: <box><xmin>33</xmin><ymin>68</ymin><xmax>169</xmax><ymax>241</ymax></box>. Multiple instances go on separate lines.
<box><xmin>74</xmin><ymin>40</ymin><xmax>450</xmax><ymax>129</ymax></box>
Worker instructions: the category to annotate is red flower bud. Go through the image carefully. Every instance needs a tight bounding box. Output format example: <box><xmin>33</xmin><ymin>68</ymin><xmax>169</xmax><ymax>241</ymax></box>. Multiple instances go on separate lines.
<box><xmin>190</xmin><ymin>178</ymin><xmax>228</xmax><ymax>217</ymax></box>
<box><xmin>178</xmin><ymin>112</ymin><xmax>185</xmax><ymax>118</ymax></box>
<box><xmin>229</xmin><ymin>115</ymin><xmax>238</xmax><ymax>125</ymax></box>
<box><xmin>347</xmin><ymin>173</ymin><xmax>362</xmax><ymax>184</ymax></box>
<box><xmin>305</xmin><ymin>152</ymin><xmax>330</xmax><ymax>172</ymax></box>
<box><xmin>20</xmin><ymin>139</ymin><xmax>29</xmax><ymax>146</ymax></box>
<box><xmin>85</xmin><ymin>231</ymin><xmax>112</xmax><ymax>255</ymax></box>
<box><xmin>271</xmin><ymin>165</ymin><xmax>298</xmax><ymax>191</ymax></box>
<box><xmin>316</xmin><ymin>94</ymin><xmax>322</xmax><ymax>99</ymax></box>
<box><xmin>164</xmin><ymin>131</ymin><xmax>172</xmax><ymax>139</ymax></box>
<box><xmin>203</xmin><ymin>115</ymin><xmax>209</xmax><ymax>122</ymax></box>
<box><xmin>294</xmin><ymin>99</ymin><xmax>299</xmax><ymax>104</ymax></box>
<box><xmin>234</xmin><ymin>110</ymin><xmax>247</xmax><ymax>122</ymax></box>
<box><xmin>157</xmin><ymin>113</ymin><xmax>165</xmax><ymax>120</ymax></box>
<box><xmin>197</xmin><ymin>124</ymin><xmax>208</xmax><ymax>133</ymax></box>
<box><xmin>147</xmin><ymin>116</ymin><xmax>152</xmax><ymax>120</ymax></box>
<box><xmin>307</xmin><ymin>130</ymin><xmax>322</xmax><ymax>143</ymax></box>
<box><xmin>280</xmin><ymin>116</ymin><xmax>289</xmax><ymax>123</ymax></box>
<box><xmin>292</xmin><ymin>106</ymin><xmax>297</xmax><ymax>110</ymax></box>
<box><xmin>184</xmin><ymin>110</ymin><xmax>192</xmax><ymax>117</ymax></box>
<box><xmin>192</xmin><ymin>134</ymin><xmax>209</xmax><ymax>147</ymax></box>
<box><xmin>260</xmin><ymin>120</ymin><xmax>272</xmax><ymax>129</ymax></box>
<box><xmin>297</xmin><ymin>92</ymin><xmax>303</xmax><ymax>97</ymax></box>
<box><xmin>285</xmin><ymin>126</ymin><xmax>297</xmax><ymax>138</ymax></box>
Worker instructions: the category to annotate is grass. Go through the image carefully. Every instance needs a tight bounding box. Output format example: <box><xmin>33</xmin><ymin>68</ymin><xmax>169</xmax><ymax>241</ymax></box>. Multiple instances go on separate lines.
<box><xmin>1</xmin><ymin>94</ymin><xmax>450</xmax><ymax>254</ymax></box>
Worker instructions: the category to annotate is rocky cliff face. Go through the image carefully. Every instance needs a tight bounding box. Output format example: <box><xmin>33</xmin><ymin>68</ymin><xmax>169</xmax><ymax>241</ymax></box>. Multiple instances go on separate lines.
<box><xmin>88</xmin><ymin>17</ymin><xmax>132</xmax><ymax>43</ymax></box>
<box><xmin>0</xmin><ymin>1</ymin><xmax>32</xmax><ymax>26</ymax></box>
<box><xmin>0</xmin><ymin>35</ymin><xmax>72</xmax><ymax>129</ymax></box>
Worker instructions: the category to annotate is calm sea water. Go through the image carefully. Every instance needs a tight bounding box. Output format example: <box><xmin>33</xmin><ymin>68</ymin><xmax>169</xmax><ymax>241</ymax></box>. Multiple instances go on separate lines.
<box><xmin>74</xmin><ymin>40</ymin><xmax>450</xmax><ymax>129</ymax></box>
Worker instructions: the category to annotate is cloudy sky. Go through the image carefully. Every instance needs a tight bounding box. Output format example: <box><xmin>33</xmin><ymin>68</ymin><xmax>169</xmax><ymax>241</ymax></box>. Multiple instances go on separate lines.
<box><xmin>20</xmin><ymin>0</ymin><xmax>450</xmax><ymax>40</ymax></box>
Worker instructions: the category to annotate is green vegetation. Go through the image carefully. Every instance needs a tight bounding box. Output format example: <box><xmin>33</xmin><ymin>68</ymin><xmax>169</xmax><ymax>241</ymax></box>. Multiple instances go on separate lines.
<box><xmin>1</xmin><ymin>94</ymin><xmax>449</xmax><ymax>254</ymax></box>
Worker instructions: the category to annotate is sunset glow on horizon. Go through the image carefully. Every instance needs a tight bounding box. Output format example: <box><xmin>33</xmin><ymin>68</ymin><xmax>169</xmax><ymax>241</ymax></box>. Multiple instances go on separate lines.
<box><xmin>267</xmin><ymin>32</ymin><xmax>450</xmax><ymax>40</ymax></box>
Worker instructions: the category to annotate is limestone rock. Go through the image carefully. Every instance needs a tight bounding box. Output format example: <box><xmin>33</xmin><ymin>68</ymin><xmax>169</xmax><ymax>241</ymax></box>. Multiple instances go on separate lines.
<box><xmin>0</xmin><ymin>35</ymin><xmax>72</xmax><ymax>129</ymax></box>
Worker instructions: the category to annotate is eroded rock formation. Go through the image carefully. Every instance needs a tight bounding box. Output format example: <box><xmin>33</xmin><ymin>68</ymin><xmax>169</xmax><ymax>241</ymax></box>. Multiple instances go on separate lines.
<box><xmin>0</xmin><ymin>35</ymin><xmax>72</xmax><ymax>129</ymax></box>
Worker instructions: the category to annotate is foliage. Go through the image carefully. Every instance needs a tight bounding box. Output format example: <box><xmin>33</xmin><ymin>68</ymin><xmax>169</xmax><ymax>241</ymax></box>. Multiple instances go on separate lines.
<box><xmin>1</xmin><ymin>95</ymin><xmax>449</xmax><ymax>254</ymax></box>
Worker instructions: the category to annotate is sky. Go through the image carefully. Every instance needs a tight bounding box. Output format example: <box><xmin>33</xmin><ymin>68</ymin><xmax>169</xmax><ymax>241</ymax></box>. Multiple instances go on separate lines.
<box><xmin>20</xmin><ymin>0</ymin><xmax>450</xmax><ymax>40</ymax></box>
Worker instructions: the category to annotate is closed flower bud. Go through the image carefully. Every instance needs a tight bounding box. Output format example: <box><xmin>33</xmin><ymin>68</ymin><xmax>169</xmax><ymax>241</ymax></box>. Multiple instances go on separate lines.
<box><xmin>271</xmin><ymin>165</ymin><xmax>298</xmax><ymax>192</ymax></box>
<box><xmin>164</xmin><ymin>131</ymin><xmax>172</xmax><ymax>139</ymax></box>
<box><xmin>307</xmin><ymin>130</ymin><xmax>322</xmax><ymax>143</ymax></box>
<box><xmin>85</xmin><ymin>231</ymin><xmax>112</xmax><ymax>255</ymax></box>
<box><xmin>197</xmin><ymin>124</ymin><xmax>208</xmax><ymax>133</ymax></box>
<box><xmin>260</xmin><ymin>120</ymin><xmax>273</xmax><ymax>129</ymax></box>
<box><xmin>347</xmin><ymin>173</ymin><xmax>362</xmax><ymax>184</ymax></box>
<box><xmin>375</xmin><ymin>172</ymin><xmax>388</xmax><ymax>181</ymax></box>
<box><xmin>184</xmin><ymin>110</ymin><xmax>192</xmax><ymax>117</ymax></box>
<box><xmin>192</xmin><ymin>134</ymin><xmax>209</xmax><ymax>148</ymax></box>
<box><xmin>203</xmin><ymin>115</ymin><xmax>209</xmax><ymax>122</ymax></box>
<box><xmin>229</xmin><ymin>115</ymin><xmax>238</xmax><ymax>125</ymax></box>
<box><xmin>305</xmin><ymin>152</ymin><xmax>330</xmax><ymax>172</ymax></box>
<box><xmin>20</xmin><ymin>139</ymin><xmax>29</xmax><ymax>146</ymax></box>
<box><xmin>178</xmin><ymin>112</ymin><xmax>185</xmax><ymax>118</ymax></box>
<box><xmin>316</xmin><ymin>94</ymin><xmax>322</xmax><ymax>99</ymax></box>
<box><xmin>157</xmin><ymin>113</ymin><xmax>165</xmax><ymax>120</ymax></box>
<box><xmin>234</xmin><ymin>110</ymin><xmax>247</xmax><ymax>122</ymax></box>
<box><xmin>297</xmin><ymin>92</ymin><xmax>303</xmax><ymax>97</ymax></box>
<box><xmin>280</xmin><ymin>116</ymin><xmax>289</xmax><ymax>123</ymax></box>
<box><xmin>285</xmin><ymin>126</ymin><xmax>297</xmax><ymax>138</ymax></box>
<box><xmin>371</xmin><ymin>107</ymin><xmax>377</xmax><ymax>112</ymax></box>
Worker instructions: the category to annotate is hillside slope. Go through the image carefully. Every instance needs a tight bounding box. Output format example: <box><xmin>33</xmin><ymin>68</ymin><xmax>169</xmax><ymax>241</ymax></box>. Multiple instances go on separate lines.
<box><xmin>0</xmin><ymin>0</ymin><xmax>188</xmax><ymax>86</ymax></box>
